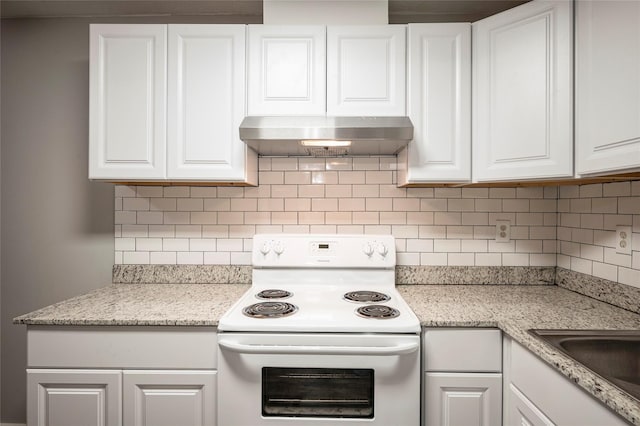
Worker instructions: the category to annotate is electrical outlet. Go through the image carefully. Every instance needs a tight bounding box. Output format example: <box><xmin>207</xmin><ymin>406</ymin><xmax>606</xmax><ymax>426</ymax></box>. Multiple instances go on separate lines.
<box><xmin>616</xmin><ymin>225</ymin><xmax>632</xmax><ymax>255</ymax></box>
<box><xmin>496</xmin><ymin>220</ymin><xmax>511</xmax><ymax>242</ymax></box>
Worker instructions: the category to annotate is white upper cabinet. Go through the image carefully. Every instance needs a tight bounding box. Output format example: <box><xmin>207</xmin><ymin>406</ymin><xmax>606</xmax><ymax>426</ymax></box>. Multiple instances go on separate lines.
<box><xmin>398</xmin><ymin>23</ymin><xmax>471</xmax><ymax>185</ymax></box>
<box><xmin>575</xmin><ymin>0</ymin><xmax>640</xmax><ymax>176</ymax></box>
<box><xmin>168</xmin><ymin>25</ymin><xmax>256</xmax><ymax>183</ymax></box>
<box><xmin>89</xmin><ymin>24</ymin><xmax>167</xmax><ymax>180</ymax></box>
<box><xmin>247</xmin><ymin>26</ymin><xmax>326</xmax><ymax>116</ymax></box>
<box><xmin>89</xmin><ymin>24</ymin><xmax>257</xmax><ymax>184</ymax></box>
<box><xmin>327</xmin><ymin>25</ymin><xmax>406</xmax><ymax>116</ymax></box>
<box><xmin>248</xmin><ymin>25</ymin><xmax>405</xmax><ymax>117</ymax></box>
<box><xmin>472</xmin><ymin>0</ymin><xmax>573</xmax><ymax>182</ymax></box>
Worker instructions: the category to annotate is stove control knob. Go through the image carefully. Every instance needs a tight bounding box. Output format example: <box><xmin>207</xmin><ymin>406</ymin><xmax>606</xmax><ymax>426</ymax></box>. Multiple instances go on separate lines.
<box><xmin>273</xmin><ymin>242</ymin><xmax>285</xmax><ymax>256</ymax></box>
<box><xmin>362</xmin><ymin>243</ymin><xmax>374</xmax><ymax>257</ymax></box>
<box><xmin>376</xmin><ymin>243</ymin><xmax>389</xmax><ymax>257</ymax></box>
<box><xmin>260</xmin><ymin>243</ymin><xmax>271</xmax><ymax>256</ymax></box>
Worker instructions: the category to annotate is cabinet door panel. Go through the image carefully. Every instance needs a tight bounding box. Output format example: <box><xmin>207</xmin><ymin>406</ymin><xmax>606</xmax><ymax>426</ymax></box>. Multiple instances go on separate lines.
<box><xmin>473</xmin><ymin>1</ymin><xmax>573</xmax><ymax>181</ymax></box>
<box><xmin>247</xmin><ymin>26</ymin><xmax>326</xmax><ymax>115</ymax></box>
<box><xmin>399</xmin><ymin>23</ymin><xmax>470</xmax><ymax>184</ymax></box>
<box><xmin>576</xmin><ymin>0</ymin><xmax>640</xmax><ymax>175</ymax></box>
<box><xmin>424</xmin><ymin>372</ymin><xmax>502</xmax><ymax>426</ymax></box>
<box><xmin>123</xmin><ymin>370</ymin><xmax>216</xmax><ymax>426</ymax></box>
<box><xmin>508</xmin><ymin>384</ymin><xmax>555</xmax><ymax>426</ymax></box>
<box><xmin>168</xmin><ymin>25</ymin><xmax>255</xmax><ymax>182</ymax></box>
<box><xmin>89</xmin><ymin>24</ymin><xmax>166</xmax><ymax>179</ymax></box>
<box><xmin>28</xmin><ymin>369</ymin><xmax>122</xmax><ymax>426</ymax></box>
<box><xmin>327</xmin><ymin>26</ymin><xmax>406</xmax><ymax>116</ymax></box>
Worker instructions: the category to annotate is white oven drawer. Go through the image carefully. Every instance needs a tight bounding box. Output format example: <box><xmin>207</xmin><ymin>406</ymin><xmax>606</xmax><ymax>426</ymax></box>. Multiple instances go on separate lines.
<box><xmin>423</xmin><ymin>328</ymin><xmax>502</xmax><ymax>372</ymax></box>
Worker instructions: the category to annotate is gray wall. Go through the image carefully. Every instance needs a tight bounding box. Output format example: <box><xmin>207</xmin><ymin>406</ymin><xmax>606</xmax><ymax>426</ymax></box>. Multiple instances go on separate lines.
<box><xmin>1</xmin><ymin>19</ymin><xmax>114</xmax><ymax>422</ymax></box>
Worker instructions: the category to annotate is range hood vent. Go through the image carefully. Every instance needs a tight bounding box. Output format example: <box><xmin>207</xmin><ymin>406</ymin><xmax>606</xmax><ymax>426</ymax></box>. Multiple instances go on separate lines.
<box><xmin>239</xmin><ymin>116</ymin><xmax>413</xmax><ymax>156</ymax></box>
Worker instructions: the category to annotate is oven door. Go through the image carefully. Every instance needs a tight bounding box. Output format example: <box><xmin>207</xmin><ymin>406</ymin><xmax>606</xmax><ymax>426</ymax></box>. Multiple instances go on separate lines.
<box><xmin>217</xmin><ymin>333</ymin><xmax>420</xmax><ymax>425</ymax></box>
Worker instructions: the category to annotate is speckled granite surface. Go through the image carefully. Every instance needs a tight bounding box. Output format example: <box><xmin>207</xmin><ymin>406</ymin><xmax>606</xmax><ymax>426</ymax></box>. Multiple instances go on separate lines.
<box><xmin>114</xmin><ymin>265</ymin><xmax>555</xmax><ymax>286</ymax></box>
<box><xmin>113</xmin><ymin>265</ymin><xmax>252</xmax><ymax>284</ymax></box>
<box><xmin>396</xmin><ymin>266</ymin><xmax>555</xmax><ymax>285</ymax></box>
<box><xmin>400</xmin><ymin>285</ymin><xmax>640</xmax><ymax>425</ymax></box>
<box><xmin>13</xmin><ymin>283</ymin><xmax>640</xmax><ymax>424</ymax></box>
<box><xmin>13</xmin><ymin>284</ymin><xmax>250</xmax><ymax>326</ymax></box>
<box><xmin>556</xmin><ymin>267</ymin><xmax>640</xmax><ymax>315</ymax></box>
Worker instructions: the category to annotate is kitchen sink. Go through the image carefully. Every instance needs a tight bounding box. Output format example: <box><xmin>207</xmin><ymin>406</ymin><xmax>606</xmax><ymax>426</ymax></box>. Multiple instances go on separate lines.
<box><xmin>529</xmin><ymin>329</ymin><xmax>640</xmax><ymax>401</ymax></box>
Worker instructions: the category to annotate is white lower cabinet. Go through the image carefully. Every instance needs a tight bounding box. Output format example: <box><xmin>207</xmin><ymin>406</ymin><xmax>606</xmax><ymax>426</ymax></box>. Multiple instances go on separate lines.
<box><xmin>123</xmin><ymin>371</ymin><xmax>216</xmax><ymax>426</ymax></box>
<box><xmin>424</xmin><ymin>372</ymin><xmax>501</xmax><ymax>426</ymax></box>
<box><xmin>26</xmin><ymin>326</ymin><xmax>218</xmax><ymax>426</ymax></box>
<box><xmin>503</xmin><ymin>336</ymin><xmax>628</xmax><ymax>426</ymax></box>
<box><xmin>508</xmin><ymin>383</ymin><xmax>555</xmax><ymax>426</ymax></box>
<box><xmin>422</xmin><ymin>328</ymin><xmax>502</xmax><ymax>426</ymax></box>
<box><xmin>27</xmin><ymin>369</ymin><xmax>122</xmax><ymax>426</ymax></box>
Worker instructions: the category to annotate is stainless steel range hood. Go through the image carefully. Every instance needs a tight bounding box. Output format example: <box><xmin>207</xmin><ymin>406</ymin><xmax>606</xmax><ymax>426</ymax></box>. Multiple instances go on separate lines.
<box><xmin>239</xmin><ymin>116</ymin><xmax>413</xmax><ymax>156</ymax></box>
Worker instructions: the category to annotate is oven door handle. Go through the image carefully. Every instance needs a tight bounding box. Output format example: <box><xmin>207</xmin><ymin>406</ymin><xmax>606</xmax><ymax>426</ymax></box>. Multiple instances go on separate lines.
<box><xmin>218</xmin><ymin>340</ymin><xmax>419</xmax><ymax>356</ymax></box>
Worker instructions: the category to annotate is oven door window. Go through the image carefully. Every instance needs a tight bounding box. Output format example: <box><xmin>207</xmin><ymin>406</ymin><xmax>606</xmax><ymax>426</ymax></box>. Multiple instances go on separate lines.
<box><xmin>262</xmin><ymin>367</ymin><xmax>374</xmax><ymax>418</ymax></box>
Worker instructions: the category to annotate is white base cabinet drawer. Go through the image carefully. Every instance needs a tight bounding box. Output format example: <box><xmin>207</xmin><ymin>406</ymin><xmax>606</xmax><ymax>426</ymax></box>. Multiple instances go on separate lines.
<box><xmin>424</xmin><ymin>372</ymin><xmax>502</xmax><ymax>426</ymax></box>
<box><xmin>423</xmin><ymin>328</ymin><xmax>502</xmax><ymax>372</ymax></box>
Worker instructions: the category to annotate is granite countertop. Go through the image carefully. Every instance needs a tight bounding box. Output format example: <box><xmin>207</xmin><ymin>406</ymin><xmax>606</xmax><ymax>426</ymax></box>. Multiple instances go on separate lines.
<box><xmin>14</xmin><ymin>283</ymin><xmax>640</xmax><ymax>424</ymax></box>
<box><xmin>13</xmin><ymin>284</ymin><xmax>250</xmax><ymax>326</ymax></box>
<box><xmin>400</xmin><ymin>285</ymin><xmax>640</xmax><ymax>426</ymax></box>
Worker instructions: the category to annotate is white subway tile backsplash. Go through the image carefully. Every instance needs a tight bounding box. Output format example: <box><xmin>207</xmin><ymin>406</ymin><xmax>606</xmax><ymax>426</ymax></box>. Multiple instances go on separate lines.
<box><xmin>503</xmin><ymin>253</ymin><xmax>529</xmax><ymax>266</ymax></box>
<box><xmin>592</xmin><ymin>261</ymin><xmax>618</xmax><ymax>281</ymax></box>
<box><xmin>112</xmin><ymin>161</ymin><xmax>640</xmax><ymax>280</ymax></box>
<box><xmin>190</xmin><ymin>187</ymin><xmax>218</xmax><ymax>198</ymax></box>
<box><xmin>137</xmin><ymin>212</ymin><xmax>163</xmax><ymax>225</ymax></box>
<box><xmin>619</xmin><ymin>197</ymin><xmax>640</xmax><ymax>214</ymax></box>
<box><xmin>618</xmin><ymin>267</ymin><xmax>640</xmax><ymax>288</ymax></box>
<box><xmin>136</xmin><ymin>238</ymin><xmax>163</xmax><ymax>251</ymax></box>
<box><xmin>177</xmin><ymin>251</ymin><xmax>203</xmax><ymax>265</ymax></box>
<box><xmin>136</xmin><ymin>186</ymin><xmax>163</xmax><ymax>198</ymax></box>
<box><xmin>475</xmin><ymin>253</ymin><xmax>502</xmax><ymax>266</ymax></box>
<box><xmin>571</xmin><ymin>257</ymin><xmax>592</xmax><ymax>274</ymax></box>
<box><xmin>603</xmin><ymin>182</ymin><xmax>630</xmax><ymax>197</ymax></box>
<box><xmin>123</xmin><ymin>251</ymin><xmax>150</xmax><ymax>264</ymax></box>
<box><xmin>114</xmin><ymin>211</ymin><xmax>137</xmax><ymax>225</ymax></box>
<box><xmin>149</xmin><ymin>225</ymin><xmax>175</xmax><ymax>238</ymax></box>
<box><xmin>150</xmin><ymin>251</ymin><xmax>177</xmax><ymax>264</ymax></box>
<box><xmin>579</xmin><ymin>184</ymin><xmax>603</xmax><ymax>198</ymax></box>
<box><xmin>150</xmin><ymin>198</ymin><xmax>177</xmax><ymax>211</ymax></box>
<box><xmin>420</xmin><ymin>253</ymin><xmax>448</xmax><ymax>265</ymax></box>
<box><xmin>164</xmin><ymin>187</ymin><xmax>190</xmax><ymax>198</ymax></box>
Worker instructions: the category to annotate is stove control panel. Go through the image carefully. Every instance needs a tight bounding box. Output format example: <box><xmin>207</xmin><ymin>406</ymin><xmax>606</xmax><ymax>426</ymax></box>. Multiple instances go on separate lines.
<box><xmin>252</xmin><ymin>234</ymin><xmax>395</xmax><ymax>268</ymax></box>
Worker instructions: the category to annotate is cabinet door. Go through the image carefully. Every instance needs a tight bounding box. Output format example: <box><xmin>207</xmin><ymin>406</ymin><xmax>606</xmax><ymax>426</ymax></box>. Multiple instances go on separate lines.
<box><xmin>472</xmin><ymin>1</ymin><xmax>573</xmax><ymax>181</ymax></box>
<box><xmin>27</xmin><ymin>369</ymin><xmax>122</xmax><ymax>426</ymax></box>
<box><xmin>168</xmin><ymin>25</ymin><xmax>256</xmax><ymax>183</ymax></box>
<box><xmin>247</xmin><ymin>25</ymin><xmax>326</xmax><ymax>116</ymax></box>
<box><xmin>508</xmin><ymin>384</ymin><xmax>555</xmax><ymax>426</ymax></box>
<box><xmin>327</xmin><ymin>25</ymin><xmax>406</xmax><ymax>116</ymax></box>
<box><xmin>399</xmin><ymin>23</ymin><xmax>471</xmax><ymax>185</ymax></box>
<box><xmin>575</xmin><ymin>0</ymin><xmax>640</xmax><ymax>176</ymax></box>
<box><xmin>424</xmin><ymin>372</ymin><xmax>502</xmax><ymax>426</ymax></box>
<box><xmin>123</xmin><ymin>370</ymin><xmax>216</xmax><ymax>426</ymax></box>
<box><xmin>89</xmin><ymin>24</ymin><xmax>166</xmax><ymax>180</ymax></box>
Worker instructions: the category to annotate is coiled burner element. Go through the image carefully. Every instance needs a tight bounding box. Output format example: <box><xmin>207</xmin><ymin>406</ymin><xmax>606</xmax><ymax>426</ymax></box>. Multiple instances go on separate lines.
<box><xmin>343</xmin><ymin>290</ymin><xmax>391</xmax><ymax>303</ymax></box>
<box><xmin>256</xmin><ymin>289</ymin><xmax>292</xmax><ymax>300</ymax></box>
<box><xmin>356</xmin><ymin>304</ymin><xmax>400</xmax><ymax>319</ymax></box>
<box><xmin>242</xmin><ymin>302</ymin><xmax>298</xmax><ymax>318</ymax></box>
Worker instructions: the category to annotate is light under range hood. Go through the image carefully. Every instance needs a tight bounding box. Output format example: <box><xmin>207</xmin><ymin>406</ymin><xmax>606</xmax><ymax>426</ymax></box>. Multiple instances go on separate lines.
<box><xmin>239</xmin><ymin>116</ymin><xmax>413</xmax><ymax>156</ymax></box>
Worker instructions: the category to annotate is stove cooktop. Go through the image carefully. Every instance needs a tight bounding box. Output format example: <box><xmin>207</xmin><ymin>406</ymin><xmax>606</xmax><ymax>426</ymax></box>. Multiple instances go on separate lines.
<box><xmin>217</xmin><ymin>234</ymin><xmax>420</xmax><ymax>334</ymax></box>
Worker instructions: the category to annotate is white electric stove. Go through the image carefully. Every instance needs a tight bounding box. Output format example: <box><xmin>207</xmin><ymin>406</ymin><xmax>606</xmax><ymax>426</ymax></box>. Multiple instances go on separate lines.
<box><xmin>217</xmin><ymin>234</ymin><xmax>421</xmax><ymax>426</ymax></box>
